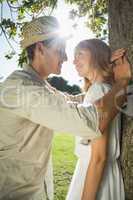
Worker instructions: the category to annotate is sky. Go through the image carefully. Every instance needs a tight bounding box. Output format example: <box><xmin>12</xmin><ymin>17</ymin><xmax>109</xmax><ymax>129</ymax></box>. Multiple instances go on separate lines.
<box><xmin>0</xmin><ymin>0</ymin><xmax>95</xmax><ymax>86</ymax></box>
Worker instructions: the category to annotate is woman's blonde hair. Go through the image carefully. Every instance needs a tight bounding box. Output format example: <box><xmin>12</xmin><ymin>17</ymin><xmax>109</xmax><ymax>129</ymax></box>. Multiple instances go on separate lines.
<box><xmin>75</xmin><ymin>39</ymin><xmax>113</xmax><ymax>91</ymax></box>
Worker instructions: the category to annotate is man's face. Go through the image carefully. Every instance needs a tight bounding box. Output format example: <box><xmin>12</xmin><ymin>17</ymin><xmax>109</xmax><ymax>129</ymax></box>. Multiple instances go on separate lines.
<box><xmin>42</xmin><ymin>40</ymin><xmax>67</xmax><ymax>76</ymax></box>
<box><xmin>46</xmin><ymin>44</ymin><xmax>67</xmax><ymax>74</ymax></box>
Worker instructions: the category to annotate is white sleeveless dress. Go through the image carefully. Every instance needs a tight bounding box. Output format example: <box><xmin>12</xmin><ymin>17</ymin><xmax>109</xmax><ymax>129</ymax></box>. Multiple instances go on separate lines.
<box><xmin>66</xmin><ymin>82</ymin><xmax>125</xmax><ymax>200</ymax></box>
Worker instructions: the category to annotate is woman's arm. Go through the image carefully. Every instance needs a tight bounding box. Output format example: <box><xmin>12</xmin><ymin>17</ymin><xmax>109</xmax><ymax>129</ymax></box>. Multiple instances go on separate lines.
<box><xmin>81</xmin><ymin>130</ymin><xmax>109</xmax><ymax>200</ymax></box>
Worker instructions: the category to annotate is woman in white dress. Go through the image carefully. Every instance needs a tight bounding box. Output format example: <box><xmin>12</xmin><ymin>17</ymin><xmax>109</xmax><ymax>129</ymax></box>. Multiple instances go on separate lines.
<box><xmin>66</xmin><ymin>39</ymin><xmax>125</xmax><ymax>200</ymax></box>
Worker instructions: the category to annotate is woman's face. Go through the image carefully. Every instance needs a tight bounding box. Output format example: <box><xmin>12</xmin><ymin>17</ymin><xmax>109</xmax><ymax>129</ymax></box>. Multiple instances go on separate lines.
<box><xmin>73</xmin><ymin>48</ymin><xmax>94</xmax><ymax>79</ymax></box>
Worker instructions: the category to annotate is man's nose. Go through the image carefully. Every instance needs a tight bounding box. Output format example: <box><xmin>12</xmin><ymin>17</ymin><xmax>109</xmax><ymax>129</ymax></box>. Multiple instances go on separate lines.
<box><xmin>73</xmin><ymin>57</ymin><xmax>77</xmax><ymax>65</ymax></box>
<box><xmin>63</xmin><ymin>52</ymin><xmax>68</xmax><ymax>62</ymax></box>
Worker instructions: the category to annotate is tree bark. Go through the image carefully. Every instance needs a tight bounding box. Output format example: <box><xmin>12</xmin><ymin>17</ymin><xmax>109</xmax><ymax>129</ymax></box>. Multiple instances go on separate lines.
<box><xmin>108</xmin><ymin>0</ymin><xmax>133</xmax><ymax>199</ymax></box>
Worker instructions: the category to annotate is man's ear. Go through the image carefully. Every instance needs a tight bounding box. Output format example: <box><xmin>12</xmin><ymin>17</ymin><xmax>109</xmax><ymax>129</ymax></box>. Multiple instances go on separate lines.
<box><xmin>36</xmin><ymin>42</ymin><xmax>45</xmax><ymax>55</ymax></box>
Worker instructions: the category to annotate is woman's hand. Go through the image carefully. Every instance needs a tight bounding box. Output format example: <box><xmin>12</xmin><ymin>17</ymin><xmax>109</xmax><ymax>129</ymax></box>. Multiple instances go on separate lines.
<box><xmin>111</xmin><ymin>48</ymin><xmax>126</xmax><ymax>63</ymax></box>
<box><xmin>110</xmin><ymin>48</ymin><xmax>131</xmax><ymax>84</ymax></box>
<box><xmin>113</xmin><ymin>55</ymin><xmax>132</xmax><ymax>85</ymax></box>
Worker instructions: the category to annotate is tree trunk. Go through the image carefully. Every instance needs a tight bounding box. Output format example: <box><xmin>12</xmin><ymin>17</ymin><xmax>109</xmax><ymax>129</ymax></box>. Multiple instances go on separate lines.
<box><xmin>108</xmin><ymin>0</ymin><xmax>133</xmax><ymax>199</ymax></box>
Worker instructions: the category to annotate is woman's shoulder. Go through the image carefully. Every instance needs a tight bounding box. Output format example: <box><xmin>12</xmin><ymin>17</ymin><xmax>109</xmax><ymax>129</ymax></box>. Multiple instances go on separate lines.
<box><xmin>90</xmin><ymin>82</ymin><xmax>111</xmax><ymax>89</ymax></box>
<box><xmin>88</xmin><ymin>82</ymin><xmax>111</xmax><ymax>94</ymax></box>
<box><xmin>84</xmin><ymin>82</ymin><xmax>112</xmax><ymax>103</ymax></box>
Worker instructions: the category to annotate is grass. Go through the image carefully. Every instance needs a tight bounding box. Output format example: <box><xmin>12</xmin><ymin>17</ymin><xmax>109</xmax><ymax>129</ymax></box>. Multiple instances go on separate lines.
<box><xmin>52</xmin><ymin>133</ymin><xmax>77</xmax><ymax>200</ymax></box>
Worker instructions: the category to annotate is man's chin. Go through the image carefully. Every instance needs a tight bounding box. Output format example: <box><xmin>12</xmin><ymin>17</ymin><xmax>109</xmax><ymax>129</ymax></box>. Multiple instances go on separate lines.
<box><xmin>54</xmin><ymin>69</ymin><xmax>61</xmax><ymax>75</ymax></box>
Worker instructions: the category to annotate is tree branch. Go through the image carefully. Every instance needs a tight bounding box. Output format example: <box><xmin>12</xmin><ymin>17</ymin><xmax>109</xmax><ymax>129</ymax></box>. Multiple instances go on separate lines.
<box><xmin>49</xmin><ymin>0</ymin><xmax>58</xmax><ymax>15</ymax></box>
<box><xmin>0</xmin><ymin>3</ymin><xmax>3</xmax><ymax>36</ymax></box>
<box><xmin>0</xmin><ymin>24</ymin><xmax>16</xmax><ymax>53</ymax></box>
<box><xmin>7</xmin><ymin>0</ymin><xmax>14</xmax><ymax>21</ymax></box>
<box><xmin>6</xmin><ymin>0</ymin><xmax>20</xmax><ymax>10</ymax></box>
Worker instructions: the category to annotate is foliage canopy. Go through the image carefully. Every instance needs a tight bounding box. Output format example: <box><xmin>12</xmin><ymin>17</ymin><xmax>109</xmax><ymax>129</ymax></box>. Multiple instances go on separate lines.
<box><xmin>0</xmin><ymin>0</ymin><xmax>108</xmax><ymax>65</ymax></box>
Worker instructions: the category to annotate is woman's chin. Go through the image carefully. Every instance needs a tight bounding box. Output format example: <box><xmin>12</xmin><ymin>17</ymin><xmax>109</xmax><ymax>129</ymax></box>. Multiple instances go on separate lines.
<box><xmin>77</xmin><ymin>72</ymin><xmax>84</xmax><ymax>77</ymax></box>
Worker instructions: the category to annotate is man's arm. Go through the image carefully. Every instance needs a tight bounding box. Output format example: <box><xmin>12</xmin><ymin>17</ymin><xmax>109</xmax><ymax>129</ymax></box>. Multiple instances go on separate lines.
<box><xmin>45</xmin><ymin>80</ymin><xmax>85</xmax><ymax>103</ymax></box>
<box><xmin>0</xmin><ymin>82</ymin><xmax>101</xmax><ymax>139</ymax></box>
<box><xmin>65</xmin><ymin>93</ymin><xmax>85</xmax><ymax>103</ymax></box>
<box><xmin>0</xmin><ymin>56</ymin><xmax>130</xmax><ymax>139</ymax></box>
